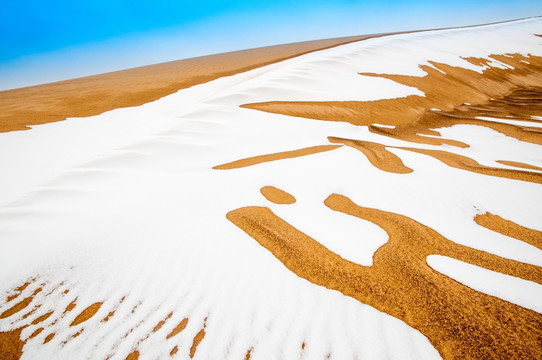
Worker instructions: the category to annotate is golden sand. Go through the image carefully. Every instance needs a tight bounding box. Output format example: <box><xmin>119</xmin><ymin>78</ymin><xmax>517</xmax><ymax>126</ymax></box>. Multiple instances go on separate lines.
<box><xmin>125</xmin><ymin>350</ymin><xmax>139</xmax><ymax>360</ymax></box>
<box><xmin>213</xmin><ymin>145</ymin><xmax>342</xmax><ymax>170</ymax></box>
<box><xmin>63</xmin><ymin>298</ymin><xmax>77</xmax><ymax>314</ymax></box>
<box><xmin>400</xmin><ymin>147</ymin><xmax>542</xmax><ymax>184</ymax></box>
<box><xmin>496</xmin><ymin>160</ymin><xmax>542</xmax><ymax>172</ymax></box>
<box><xmin>238</xmin><ymin>60</ymin><xmax>542</xmax><ymax>186</ymax></box>
<box><xmin>27</xmin><ymin>328</ymin><xmax>43</xmax><ymax>340</ymax></box>
<box><xmin>0</xmin><ymin>288</ymin><xmax>42</xmax><ymax>320</ymax></box>
<box><xmin>260</xmin><ymin>186</ymin><xmax>296</xmax><ymax>204</ymax></box>
<box><xmin>69</xmin><ymin>302</ymin><xmax>102</xmax><ymax>327</ymax></box>
<box><xmin>223</xmin><ymin>61</ymin><xmax>542</xmax><ymax>358</ymax></box>
<box><xmin>0</xmin><ymin>327</ymin><xmax>25</xmax><ymax>360</ymax></box>
<box><xmin>0</xmin><ymin>279</ymin><xmax>209</xmax><ymax>360</ymax></box>
<box><xmin>0</xmin><ymin>34</ymin><xmax>396</xmax><ymax>133</ymax></box>
<box><xmin>43</xmin><ymin>333</ymin><xmax>54</xmax><ymax>344</ymax></box>
<box><xmin>475</xmin><ymin>212</ymin><xmax>542</xmax><ymax>250</ymax></box>
<box><xmin>189</xmin><ymin>318</ymin><xmax>207</xmax><ymax>358</ymax></box>
<box><xmin>31</xmin><ymin>312</ymin><xmax>53</xmax><ymax>326</ymax></box>
<box><xmin>328</xmin><ymin>137</ymin><xmax>413</xmax><ymax>174</ymax></box>
<box><xmin>5</xmin><ymin>283</ymin><xmax>30</xmax><ymax>303</ymax></box>
<box><xmin>227</xmin><ymin>194</ymin><xmax>542</xmax><ymax>359</ymax></box>
<box><xmin>245</xmin><ymin>348</ymin><xmax>253</xmax><ymax>360</ymax></box>
<box><xmin>152</xmin><ymin>312</ymin><xmax>173</xmax><ymax>332</ymax></box>
<box><xmin>369</xmin><ymin>123</ymin><xmax>470</xmax><ymax>148</ymax></box>
<box><xmin>241</xmin><ymin>54</ymin><xmax>542</xmax><ymax>143</ymax></box>
<box><xmin>166</xmin><ymin>318</ymin><xmax>188</xmax><ymax>339</ymax></box>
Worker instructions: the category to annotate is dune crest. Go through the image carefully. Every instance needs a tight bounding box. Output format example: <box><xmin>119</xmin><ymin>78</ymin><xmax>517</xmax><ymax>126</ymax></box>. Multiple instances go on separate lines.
<box><xmin>0</xmin><ymin>35</ymin><xmax>388</xmax><ymax>133</ymax></box>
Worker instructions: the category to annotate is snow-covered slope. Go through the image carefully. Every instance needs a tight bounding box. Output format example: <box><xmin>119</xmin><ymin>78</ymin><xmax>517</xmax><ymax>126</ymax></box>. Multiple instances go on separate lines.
<box><xmin>1</xmin><ymin>17</ymin><xmax>541</xmax><ymax>360</ymax></box>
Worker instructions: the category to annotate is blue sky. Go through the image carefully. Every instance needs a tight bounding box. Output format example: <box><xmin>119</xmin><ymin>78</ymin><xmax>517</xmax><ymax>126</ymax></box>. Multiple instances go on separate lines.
<box><xmin>1</xmin><ymin>0</ymin><xmax>541</xmax><ymax>90</ymax></box>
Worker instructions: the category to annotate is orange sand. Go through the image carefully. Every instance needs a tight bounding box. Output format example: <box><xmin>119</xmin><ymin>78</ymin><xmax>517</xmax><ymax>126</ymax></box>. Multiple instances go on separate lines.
<box><xmin>475</xmin><ymin>212</ymin><xmax>542</xmax><ymax>250</ymax></box>
<box><xmin>70</xmin><ymin>302</ymin><xmax>102</xmax><ymax>326</ymax></box>
<box><xmin>328</xmin><ymin>137</ymin><xmax>413</xmax><ymax>174</ymax></box>
<box><xmin>260</xmin><ymin>186</ymin><xmax>296</xmax><ymax>204</ymax></box>
<box><xmin>496</xmin><ymin>160</ymin><xmax>542</xmax><ymax>172</ymax></box>
<box><xmin>227</xmin><ymin>195</ymin><xmax>542</xmax><ymax>359</ymax></box>
<box><xmin>0</xmin><ymin>34</ymin><xmax>396</xmax><ymax>133</ymax></box>
<box><xmin>213</xmin><ymin>145</ymin><xmax>342</xmax><ymax>170</ymax></box>
<box><xmin>189</xmin><ymin>318</ymin><xmax>207</xmax><ymax>358</ymax></box>
<box><xmin>242</xmin><ymin>54</ymin><xmax>542</xmax><ymax>132</ymax></box>
<box><xmin>166</xmin><ymin>318</ymin><xmax>188</xmax><ymax>339</ymax></box>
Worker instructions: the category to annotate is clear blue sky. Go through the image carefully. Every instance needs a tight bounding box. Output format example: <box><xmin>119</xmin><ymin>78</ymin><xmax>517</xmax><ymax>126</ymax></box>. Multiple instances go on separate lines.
<box><xmin>1</xmin><ymin>0</ymin><xmax>541</xmax><ymax>90</ymax></box>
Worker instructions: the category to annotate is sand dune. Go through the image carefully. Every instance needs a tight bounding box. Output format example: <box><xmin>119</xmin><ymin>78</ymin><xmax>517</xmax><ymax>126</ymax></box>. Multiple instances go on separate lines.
<box><xmin>0</xmin><ymin>34</ymin><xmax>388</xmax><ymax>133</ymax></box>
<box><xmin>1</xmin><ymin>16</ymin><xmax>542</xmax><ymax>360</ymax></box>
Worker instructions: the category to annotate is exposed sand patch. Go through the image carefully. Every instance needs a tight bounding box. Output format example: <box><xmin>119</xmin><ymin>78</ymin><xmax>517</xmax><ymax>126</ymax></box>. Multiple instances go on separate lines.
<box><xmin>153</xmin><ymin>312</ymin><xmax>173</xmax><ymax>332</ymax></box>
<box><xmin>0</xmin><ymin>327</ymin><xmax>25</xmax><ymax>360</ymax></box>
<box><xmin>189</xmin><ymin>318</ymin><xmax>207</xmax><ymax>359</ymax></box>
<box><xmin>399</xmin><ymin>147</ymin><xmax>542</xmax><ymax>184</ymax></box>
<box><xmin>368</xmin><ymin>124</ymin><xmax>470</xmax><ymax>147</ymax></box>
<box><xmin>238</xmin><ymin>78</ymin><xmax>542</xmax><ymax>185</ymax></box>
<box><xmin>6</xmin><ymin>283</ymin><xmax>30</xmax><ymax>303</ymax></box>
<box><xmin>0</xmin><ymin>283</ymin><xmax>46</xmax><ymax>358</ymax></box>
<box><xmin>213</xmin><ymin>145</ymin><xmax>341</xmax><ymax>170</ymax></box>
<box><xmin>64</xmin><ymin>298</ymin><xmax>77</xmax><ymax>314</ymax></box>
<box><xmin>328</xmin><ymin>137</ymin><xmax>413</xmax><ymax>174</ymax></box>
<box><xmin>497</xmin><ymin>160</ymin><xmax>542</xmax><ymax>171</ymax></box>
<box><xmin>125</xmin><ymin>350</ymin><xmax>139</xmax><ymax>360</ymax></box>
<box><xmin>327</xmin><ymin>126</ymin><xmax>541</xmax><ymax>184</ymax></box>
<box><xmin>241</xmin><ymin>54</ymin><xmax>542</xmax><ymax>144</ymax></box>
<box><xmin>475</xmin><ymin>212</ymin><xmax>542</xmax><ymax>250</ymax></box>
<box><xmin>31</xmin><ymin>312</ymin><xmax>53</xmax><ymax>326</ymax></box>
<box><xmin>0</xmin><ymin>34</ymin><xmax>397</xmax><ymax>133</ymax></box>
<box><xmin>43</xmin><ymin>333</ymin><xmax>54</xmax><ymax>344</ymax></box>
<box><xmin>0</xmin><ymin>280</ymin><xmax>116</xmax><ymax>359</ymax></box>
<box><xmin>70</xmin><ymin>302</ymin><xmax>102</xmax><ymax>326</ymax></box>
<box><xmin>241</xmin><ymin>97</ymin><xmax>428</xmax><ymax>127</ymax></box>
<box><xmin>227</xmin><ymin>195</ymin><xmax>542</xmax><ymax>359</ymax></box>
<box><xmin>166</xmin><ymin>318</ymin><xmax>188</xmax><ymax>339</ymax></box>
<box><xmin>0</xmin><ymin>287</ymin><xmax>41</xmax><ymax>319</ymax></box>
<box><xmin>260</xmin><ymin>186</ymin><xmax>296</xmax><ymax>204</ymax></box>
<box><xmin>0</xmin><ymin>279</ymin><xmax>207</xmax><ymax>360</ymax></box>
<box><xmin>102</xmin><ymin>297</ymin><xmax>125</xmax><ymax>323</ymax></box>
<box><xmin>28</xmin><ymin>328</ymin><xmax>43</xmax><ymax>339</ymax></box>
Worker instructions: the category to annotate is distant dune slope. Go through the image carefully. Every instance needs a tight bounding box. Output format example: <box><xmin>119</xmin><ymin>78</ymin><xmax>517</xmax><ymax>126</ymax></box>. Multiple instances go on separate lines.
<box><xmin>0</xmin><ymin>34</ymin><xmax>390</xmax><ymax>133</ymax></box>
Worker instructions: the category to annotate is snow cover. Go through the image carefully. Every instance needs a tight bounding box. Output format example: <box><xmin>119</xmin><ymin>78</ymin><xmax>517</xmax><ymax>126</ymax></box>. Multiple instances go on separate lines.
<box><xmin>1</xmin><ymin>17</ymin><xmax>542</xmax><ymax>359</ymax></box>
<box><xmin>426</xmin><ymin>255</ymin><xmax>542</xmax><ymax>313</ymax></box>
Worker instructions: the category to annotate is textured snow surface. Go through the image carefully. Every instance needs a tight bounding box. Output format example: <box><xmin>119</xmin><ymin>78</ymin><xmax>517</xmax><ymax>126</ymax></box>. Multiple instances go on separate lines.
<box><xmin>1</xmin><ymin>17</ymin><xmax>542</xmax><ymax>360</ymax></box>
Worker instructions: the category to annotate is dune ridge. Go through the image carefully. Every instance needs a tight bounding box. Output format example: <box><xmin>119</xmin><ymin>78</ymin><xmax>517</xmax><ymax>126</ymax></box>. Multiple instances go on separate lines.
<box><xmin>0</xmin><ymin>34</ymin><xmax>390</xmax><ymax>133</ymax></box>
<box><xmin>1</xmin><ymin>17</ymin><xmax>542</xmax><ymax>360</ymax></box>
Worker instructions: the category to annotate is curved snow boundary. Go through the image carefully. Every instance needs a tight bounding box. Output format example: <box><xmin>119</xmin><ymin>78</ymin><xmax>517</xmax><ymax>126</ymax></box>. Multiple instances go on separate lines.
<box><xmin>427</xmin><ymin>255</ymin><xmax>542</xmax><ymax>313</ymax></box>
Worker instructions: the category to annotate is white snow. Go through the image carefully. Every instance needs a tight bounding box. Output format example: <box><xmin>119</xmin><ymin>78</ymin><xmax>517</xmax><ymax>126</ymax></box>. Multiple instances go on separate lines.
<box><xmin>475</xmin><ymin>116</ymin><xmax>542</xmax><ymax>128</ymax></box>
<box><xmin>427</xmin><ymin>255</ymin><xmax>542</xmax><ymax>313</ymax></box>
<box><xmin>372</xmin><ymin>123</ymin><xmax>396</xmax><ymax>129</ymax></box>
<box><xmin>1</xmin><ymin>16</ymin><xmax>542</xmax><ymax>360</ymax></box>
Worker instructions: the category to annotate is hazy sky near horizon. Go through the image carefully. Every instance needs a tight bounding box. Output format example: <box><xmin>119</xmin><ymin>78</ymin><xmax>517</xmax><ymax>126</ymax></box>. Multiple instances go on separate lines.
<box><xmin>1</xmin><ymin>0</ymin><xmax>541</xmax><ymax>90</ymax></box>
